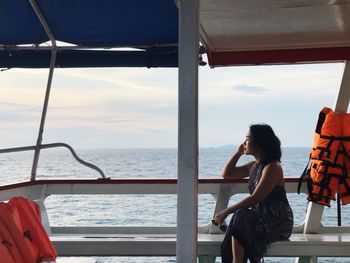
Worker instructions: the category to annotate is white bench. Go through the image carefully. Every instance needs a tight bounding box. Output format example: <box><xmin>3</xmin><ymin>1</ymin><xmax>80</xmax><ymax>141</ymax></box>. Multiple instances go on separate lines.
<box><xmin>50</xmin><ymin>232</ymin><xmax>350</xmax><ymax>258</ymax></box>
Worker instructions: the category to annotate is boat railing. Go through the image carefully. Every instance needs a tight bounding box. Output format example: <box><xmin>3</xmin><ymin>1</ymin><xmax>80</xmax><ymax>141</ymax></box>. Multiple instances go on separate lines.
<box><xmin>1</xmin><ymin>178</ymin><xmax>350</xmax><ymax>261</ymax></box>
<box><xmin>0</xmin><ymin>177</ymin><xmax>308</xmax><ymax>234</ymax></box>
<box><xmin>0</xmin><ymin>143</ymin><xmax>107</xmax><ymax>179</ymax></box>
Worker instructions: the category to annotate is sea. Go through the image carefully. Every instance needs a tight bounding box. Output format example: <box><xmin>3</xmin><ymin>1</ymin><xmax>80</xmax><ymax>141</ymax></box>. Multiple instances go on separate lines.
<box><xmin>1</xmin><ymin>147</ymin><xmax>349</xmax><ymax>263</ymax></box>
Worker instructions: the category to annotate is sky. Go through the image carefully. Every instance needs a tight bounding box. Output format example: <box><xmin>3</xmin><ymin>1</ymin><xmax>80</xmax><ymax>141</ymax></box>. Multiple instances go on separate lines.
<box><xmin>0</xmin><ymin>62</ymin><xmax>346</xmax><ymax>149</ymax></box>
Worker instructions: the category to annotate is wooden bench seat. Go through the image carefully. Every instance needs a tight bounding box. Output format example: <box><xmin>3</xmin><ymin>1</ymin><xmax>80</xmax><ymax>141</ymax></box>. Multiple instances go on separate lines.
<box><xmin>51</xmin><ymin>233</ymin><xmax>350</xmax><ymax>257</ymax></box>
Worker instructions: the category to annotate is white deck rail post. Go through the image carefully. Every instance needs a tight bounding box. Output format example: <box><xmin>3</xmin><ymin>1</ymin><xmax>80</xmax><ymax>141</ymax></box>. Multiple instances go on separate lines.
<box><xmin>209</xmin><ymin>184</ymin><xmax>232</xmax><ymax>234</ymax></box>
<box><xmin>177</xmin><ymin>0</ymin><xmax>199</xmax><ymax>262</ymax></box>
<box><xmin>296</xmin><ymin>61</ymin><xmax>350</xmax><ymax>263</ymax></box>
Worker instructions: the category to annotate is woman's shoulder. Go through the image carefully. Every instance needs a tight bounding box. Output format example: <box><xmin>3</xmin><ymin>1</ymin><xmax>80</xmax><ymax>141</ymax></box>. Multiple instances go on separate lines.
<box><xmin>263</xmin><ymin>161</ymin><xmax>283</xmax><ymax>174</ymax></box>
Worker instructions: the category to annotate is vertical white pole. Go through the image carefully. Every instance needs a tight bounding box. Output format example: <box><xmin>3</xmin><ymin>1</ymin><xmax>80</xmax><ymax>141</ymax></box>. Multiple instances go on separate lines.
<box><xmin>177</xmin><ymin>0</ymin><xmax>199</xmax><ymax>262</ymax></box>
<box><xmin>334</xmin><ymin>61</ymin><xmax>350</xmax><ymax>114</ymax></box>
<box><xmin>296</xmin><ymin>61</ymin><xmax>350</xmax><ymax>263</ymax></box>
<box><xmin>28</xmin><ymin>0</ymin><xmax>57</xmax><ymax>181</ymax></box>
<box><xmin>30</xmin><ymin>50</ymin><xmax>56</xmax><ymax>180</ymax></box>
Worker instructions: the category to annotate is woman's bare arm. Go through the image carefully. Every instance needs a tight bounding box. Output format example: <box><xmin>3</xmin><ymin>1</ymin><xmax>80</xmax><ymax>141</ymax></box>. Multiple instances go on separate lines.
<box><xmin>215</xmin><ymin>162</ymin><xmax>283</xmax><ymax>224</ymax></box>
<box><xmin>221</xmin><ymin>144</ymin><xmax>255</xmax><ymax>179</ymax></box>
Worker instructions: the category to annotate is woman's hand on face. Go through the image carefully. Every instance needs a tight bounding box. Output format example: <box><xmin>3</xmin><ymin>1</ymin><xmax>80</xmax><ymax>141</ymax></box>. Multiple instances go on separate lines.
<box><xmin>238</xmin><ymin>143</ymin><xmax>245</xmax><ymax>155</ymax></box>
<box><xmin>213</xmin><ymin>209</ymin><xmax>228</xmax><ymax>225</ymax></box>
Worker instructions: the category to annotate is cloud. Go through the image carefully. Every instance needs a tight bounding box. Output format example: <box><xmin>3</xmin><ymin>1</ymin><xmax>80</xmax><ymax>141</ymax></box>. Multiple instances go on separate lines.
<box><xmin>0</xmin><ymin>101</ymin><xmax>18</xmax><ymax>106</ymax></box>
<box><xmin>0</xmin><ymin>63</ymin><xmax>345</xmax><ymax>148</ymax></box>
<box><xmin>232</xmin><ymin>84</ymin><xmax>267</xmax><ymax>93</ymax></box>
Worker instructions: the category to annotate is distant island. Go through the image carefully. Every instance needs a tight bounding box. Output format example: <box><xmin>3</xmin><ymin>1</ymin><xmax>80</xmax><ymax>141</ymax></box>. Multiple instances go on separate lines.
<box><xmin>206</xmin><ymin>144</ymin><xmax>235</xmax><ymax>150</ymax></box>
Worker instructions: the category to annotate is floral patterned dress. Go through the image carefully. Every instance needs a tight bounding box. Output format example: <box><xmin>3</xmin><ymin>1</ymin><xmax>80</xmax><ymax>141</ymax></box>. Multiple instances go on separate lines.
<box><xmin>221</xmin><ymin>162</ymin><xmax>294</xmax><ymax>263</ymax></box>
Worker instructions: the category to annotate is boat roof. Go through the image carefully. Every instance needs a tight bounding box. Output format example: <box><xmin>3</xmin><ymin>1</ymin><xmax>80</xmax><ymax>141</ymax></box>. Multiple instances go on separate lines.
<box><xmin>200</xmin><ymin>0</ymin><xmax>350</xmax><ymax>66</ymax></box>
<box><xmin>1</xmin><ymin>0</ymin><xmax>350</xmax><ymax>68</ymax></box>
<box><xmin>0</xmin><ymin>0</ymin><xmax>178</xmax><ymax>68</ymax></box>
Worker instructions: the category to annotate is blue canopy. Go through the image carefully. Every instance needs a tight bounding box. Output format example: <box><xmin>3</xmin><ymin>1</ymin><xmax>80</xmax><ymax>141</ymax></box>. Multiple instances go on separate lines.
<box><xmin>0</xmin><ymin>0</ymin><xmax>178</xmax><ymax>68</ymax></box>
<box><xmin>0</xmin><ymin>49</ymin><xmax>178</xmax><ymax>68</ymax></box>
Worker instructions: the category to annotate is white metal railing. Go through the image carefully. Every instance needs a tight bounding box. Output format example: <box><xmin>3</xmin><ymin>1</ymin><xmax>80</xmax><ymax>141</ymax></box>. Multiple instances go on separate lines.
<box><xmin>0</xmin><ymin>143</ymin><xmax>106</xmax><ymax>179</ymax></box>
<box><xmin>0</xmin><ymin>178</ymin><xmax>307</xmax><ymax>233</ymax></box>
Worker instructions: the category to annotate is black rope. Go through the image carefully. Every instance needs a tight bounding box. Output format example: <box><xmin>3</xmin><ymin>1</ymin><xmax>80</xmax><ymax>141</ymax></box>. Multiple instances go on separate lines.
<box><xmin>337</xmin><ymin>193</ymin><xmax>342</xmax><ymax>226</ymax></box>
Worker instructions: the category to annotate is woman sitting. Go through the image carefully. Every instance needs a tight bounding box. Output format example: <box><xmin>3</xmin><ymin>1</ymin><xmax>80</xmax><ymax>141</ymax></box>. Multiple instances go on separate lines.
<box><xmin>213</xmin><ymin>124</ymin><xmax>294</xmax><ymax>263</ymax></box>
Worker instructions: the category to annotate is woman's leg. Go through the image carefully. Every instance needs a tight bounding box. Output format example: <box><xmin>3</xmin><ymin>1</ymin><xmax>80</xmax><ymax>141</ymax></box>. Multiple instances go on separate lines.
<box><xmin>232</xmin><ymin>237</ymin><xmax>244</xmax><ymax>263</ymax></box>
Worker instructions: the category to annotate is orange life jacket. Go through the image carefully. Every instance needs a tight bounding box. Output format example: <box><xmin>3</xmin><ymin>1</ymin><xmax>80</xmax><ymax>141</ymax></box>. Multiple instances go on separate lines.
<box><xmin>0</xmin><ymin>197</ymin><xmax>57</xmax><ymax>263</ymax></box>
<box><xmin>299</xmin><ymin>107</ymin><xmax>350</xmax><ymax>206</ymax></box>
<box><xmin>0</xmin><ymin>223</ymin><xmax>17</xmax><ymax>263</ymax></box>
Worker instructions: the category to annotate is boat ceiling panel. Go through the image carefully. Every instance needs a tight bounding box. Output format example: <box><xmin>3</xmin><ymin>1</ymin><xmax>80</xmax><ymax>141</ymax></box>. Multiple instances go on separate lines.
<box><xmin>201</xmin><ymin>0</ymin><xmax>350</xmax><ymax>66</ymax></box>
<box><xmin>0</xmin><ymin>0</ymin><xmax>178</xmax><ymax>68</ymax></box>
<box><xmin>0</xmin><ymin>0</ymin><xmax>47</xmax><ymax>45</ymax></box>
<box><xmin>0</xmin><ymin>0</ymin><xmax>178</xmax><ymax>47</ymax></box>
